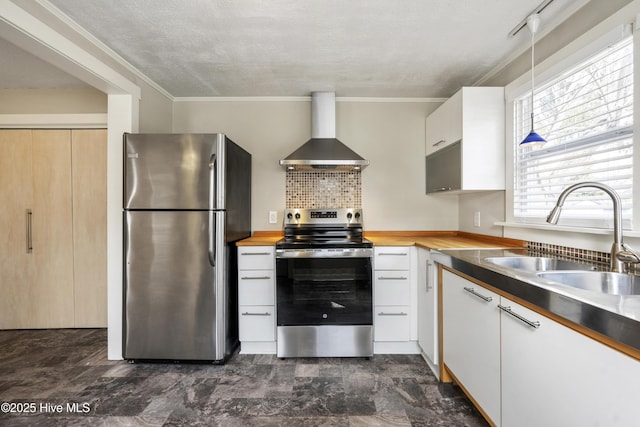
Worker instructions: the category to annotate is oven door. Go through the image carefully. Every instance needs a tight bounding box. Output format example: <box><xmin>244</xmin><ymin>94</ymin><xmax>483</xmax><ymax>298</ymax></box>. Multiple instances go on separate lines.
<box><xmin>276</xmin><ymin>256</ymin><xmax>373</xmax><ymax>326</ymax></box>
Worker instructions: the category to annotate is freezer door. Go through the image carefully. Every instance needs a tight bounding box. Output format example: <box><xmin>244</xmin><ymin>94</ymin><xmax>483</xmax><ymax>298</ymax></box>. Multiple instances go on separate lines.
<box><xmin>124</xmin><ymin>210</ymin><xmax>229</xmax><ymax>360</ymax></box>
<box><xmin>124</xmin><ymin>133</ymin><xmax>224</xmax><ymax>210</ymax></box>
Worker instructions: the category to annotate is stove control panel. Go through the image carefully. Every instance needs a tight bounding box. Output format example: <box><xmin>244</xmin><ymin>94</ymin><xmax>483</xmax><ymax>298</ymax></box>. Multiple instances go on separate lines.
<box><xmin>284</xmin><ymin>208</ymin><xmax>363</xmax><ymax>226</ymax></box>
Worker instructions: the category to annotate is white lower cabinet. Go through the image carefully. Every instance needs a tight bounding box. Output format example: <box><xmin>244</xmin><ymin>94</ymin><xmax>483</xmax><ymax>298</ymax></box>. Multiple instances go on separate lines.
<box><xmin>442</xmin><ymin>268</ymin><xmax>640</xmax><ymax>427</ymax></box>
<box><xmin>501</xmin><ymin>296</ymin><xmax>640</xmax><ymax>427</ymax></box>
<box><xmin>373</xmin><ymin>246</ymin><xmax>419</xmax><ymax>353</ymax></box>
<box><xmin>442</xmin><ymin>269</ymin><xmax>501</xmax><ymax>425</ymax></box>
<box><xmin>237</xmin><ymin>246</ymin><xmax>276</xmax><ymax>353</ymax></box>
<box><xmin>417</xmin><ymin>247</ymin><xmax>438</xmax><ymax>378</ymax></box>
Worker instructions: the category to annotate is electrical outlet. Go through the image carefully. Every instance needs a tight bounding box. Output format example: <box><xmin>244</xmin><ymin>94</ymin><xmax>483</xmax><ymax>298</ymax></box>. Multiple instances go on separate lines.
<box><xmin>268</xmin><ymin>210</ymin><xmax>278</xmax><ymax>224</ymax></box>
<box><xmin>473</xmin><ymin>211</ymin><xmax>481</xmax><ymax>227</ymax></box>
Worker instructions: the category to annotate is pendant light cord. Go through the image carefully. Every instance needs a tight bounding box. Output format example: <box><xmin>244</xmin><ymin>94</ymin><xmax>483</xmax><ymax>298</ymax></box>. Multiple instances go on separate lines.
<box><xmin>530</xmin><ymin>24</ymin><xmax>535</xmax><ymax>132</ymax></box>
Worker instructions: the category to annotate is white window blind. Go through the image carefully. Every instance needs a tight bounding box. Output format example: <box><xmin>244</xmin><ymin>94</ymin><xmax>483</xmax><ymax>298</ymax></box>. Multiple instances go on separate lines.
<box><xmin>514</xmin><ymin>36</ymin><xmax>633</xmax><ymax>229</ymax></box>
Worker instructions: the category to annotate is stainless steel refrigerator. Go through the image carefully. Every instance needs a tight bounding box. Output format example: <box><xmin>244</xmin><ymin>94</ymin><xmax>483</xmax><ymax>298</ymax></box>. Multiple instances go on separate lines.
<box><xmin>123</xmin><ymin>133</ymin><xmax>251</xmax><ymax>362</ymax></box>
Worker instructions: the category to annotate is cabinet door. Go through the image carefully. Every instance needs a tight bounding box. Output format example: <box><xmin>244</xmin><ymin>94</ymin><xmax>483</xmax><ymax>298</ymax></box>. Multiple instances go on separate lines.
<box><xmin>442</xmin><ymin>270</ymin><xmax>501</xmax><ymax>425</ymax></box>
<box><xmin>72</xmin><ymin>129</ymin><xmax>107</xmax><ymax>327</ymax></box>
<box><xmin>425</xmin><ymin>141</ymin><xmax>461</xmax><ymax>193</ymax></box>
<box><xmin>30</xmin><ymin>130</ymin><xmax>74</xmax><ymax>328</ymax></box>
<box><xmin>0</xmin><ymin>130</ymin><xmax>34</xmax><ymax>328</ymax></box>
<box><xmin>425</xmin><ymin>92</ymin><xmax>462</xmax><ymax>157</ymax></box>
<box><xmin>417</xmin><ymin>249</ymin><xmax>438</xmax><ymax>370</ymax></box>
<box><xmin>425</xmin><ymin>103</ymin><xmax>446</xmax><ymax>156</ymax></box>
<box><xmin>501</xmin><ymin>296</ymin><xmax>640</xmax><ymax>427</ymax></box>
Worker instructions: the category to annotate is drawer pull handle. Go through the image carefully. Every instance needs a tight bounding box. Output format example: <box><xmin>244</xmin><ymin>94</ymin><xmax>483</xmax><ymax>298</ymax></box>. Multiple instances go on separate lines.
<box><xmin>378</xmin><ymin>276</ymin><xmax>407</xmax><ymax>280</ymax></box>
<box><xmin>378</xmin><ymin>312</ymin><xmax>408</xmax><ymax>316</ymax></box>
<box><xmin>432</xmin><ymin>139</ymin><xmax>446</xmax><ymax>147</ymax></box>
<box><xmin>378</xmin><ymin>253</ymin><xmax>408</xmax><ymax>256</ymax></box>
<box><xmin>241</xmin><ymin>276</ymin><xmax>271</xmax><ymax>280</ymax></box>
<box><xmin>498</xmin><ymin>305</ymin><xmax>540</xmax><ymax>329</ymax></box>
<box><xmin>463</xmin><ymin>287</ymin><xmax>493</xmax><ymax>302</ymax></box>
<box><xmin>241</xmin><ymin>252</ymin><xmax>271</xmax><ymax>256</ymax></box>
<box><xmin>241</xmin><ymin>312</ymin><xmax>271</xmax><ymax>316</ymax></box>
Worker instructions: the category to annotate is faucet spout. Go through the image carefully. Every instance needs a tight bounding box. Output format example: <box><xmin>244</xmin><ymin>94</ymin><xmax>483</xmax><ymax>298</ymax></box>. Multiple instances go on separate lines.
<box><xmin>547</xmin><ymin>182</ymin><xmax>624</xmax><ymax>272</ymax></box>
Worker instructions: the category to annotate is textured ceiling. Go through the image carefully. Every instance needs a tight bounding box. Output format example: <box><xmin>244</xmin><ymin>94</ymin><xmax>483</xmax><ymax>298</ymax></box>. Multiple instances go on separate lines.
<box><xmin>3</xmin><ymin>0</ymin><xmax>587</xmax><ymax>97</ymax></box>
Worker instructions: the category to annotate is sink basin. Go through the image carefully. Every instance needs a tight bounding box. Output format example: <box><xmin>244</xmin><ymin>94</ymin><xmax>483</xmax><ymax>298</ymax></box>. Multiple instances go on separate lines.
<box><xmin>537</xmin><ymin>271</ymin><xmax>640</xmax><ymax>296</ymax></box>
<box><xmin>485</xmin><ymin>256</ymin><xmax>596</xmax><ymax>272</ymax></box>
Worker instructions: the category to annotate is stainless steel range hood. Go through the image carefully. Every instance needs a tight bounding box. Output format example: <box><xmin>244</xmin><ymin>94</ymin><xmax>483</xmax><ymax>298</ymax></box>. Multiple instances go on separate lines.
<box><xmin>280</xmin><ymin>92</ymin><xmax>369</xmax><ymax>171</ymax></box>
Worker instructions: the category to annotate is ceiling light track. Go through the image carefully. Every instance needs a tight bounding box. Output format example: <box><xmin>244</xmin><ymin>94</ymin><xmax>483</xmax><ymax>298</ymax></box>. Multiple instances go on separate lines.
<box><xmin>508</xmin><ymin>0</ymin><xmax>555</xmax><ymax>37</ymax></box>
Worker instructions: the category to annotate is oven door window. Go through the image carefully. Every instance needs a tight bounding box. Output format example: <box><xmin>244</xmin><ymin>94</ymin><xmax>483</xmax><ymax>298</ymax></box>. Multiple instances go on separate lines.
<box><xmin>276</xmin><ymin>257</ymin><xmax>373</xmax><ymax>326</ymax></box>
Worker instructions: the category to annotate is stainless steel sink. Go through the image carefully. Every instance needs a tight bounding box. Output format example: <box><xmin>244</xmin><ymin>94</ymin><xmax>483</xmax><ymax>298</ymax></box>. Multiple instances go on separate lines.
<box><xmin>485</xmin><ymin>256</ymin><xmax>596</xmax><ymax>272</ymax></box>
<box><xmin>537</xmin><ymin>271</ymin><xmax>640</xmax><ymax>296</ymax></box>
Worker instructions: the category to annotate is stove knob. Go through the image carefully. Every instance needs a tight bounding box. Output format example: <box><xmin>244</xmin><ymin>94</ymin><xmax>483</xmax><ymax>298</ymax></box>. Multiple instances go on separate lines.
<box><xmin>287</xmin><ymin>212</ymin><xmax>293</xmax><ymax>220</ymax></box>
<box><xmin>347</xmin><ymin>212</ymin><xmax>353</xmax><ymax>220</ymax></box>
<box><xmin>295</xmin><ymin>212</ymin><xmax>301</xmax><ymax>220</ymax></box>
<box><xmin>355</xmin><ymin>212</ymin><xmax>361</xmax><ymax>220</ymax></box>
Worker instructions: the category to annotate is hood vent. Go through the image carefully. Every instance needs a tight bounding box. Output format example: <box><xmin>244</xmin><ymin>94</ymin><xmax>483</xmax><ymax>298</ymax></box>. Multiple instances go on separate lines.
<box><xmin>280</xmin><ymin>92</ymin><xmax>369</xmax><ymax>171</ymax></box>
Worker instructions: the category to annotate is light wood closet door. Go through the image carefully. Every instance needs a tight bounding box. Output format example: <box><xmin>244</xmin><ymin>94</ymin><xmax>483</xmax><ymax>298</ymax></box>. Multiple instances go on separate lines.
<box><xmin>72</xmin><ymin>129</ymin><xmax>107</xmax><ymax>327</ymax></box>
<box><xmin>0</xmin><ymin>130</ymin><xmax>34</xmax><ymax>328</ymax></box>
<box><xmin>0</xmin><ymin>129</ymin><xmax>107</xmax><ymax>329</ymax></box>
<box><xmin>31</xmin><ymin>130</ymin><xmax>75</xmax><ymax>328</ymax></box>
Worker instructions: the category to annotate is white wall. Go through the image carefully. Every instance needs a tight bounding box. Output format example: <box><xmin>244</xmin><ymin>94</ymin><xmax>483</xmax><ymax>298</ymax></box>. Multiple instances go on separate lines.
<box><xmin>173</xmin><ymin>98</ymin><xmax>458</xmax><ymax>231</ymax></box>
<box><xmin>458</xmin><ymin>191</ymin><xmax>505</xmax><ymax>237</ymax></box>
<box><xmin>137</xmin><ymin>79</ymin><xmax>173</xmax><ymax>132</ymax></box>
<box><xmin>0</xmin><ymin>88</ymin><xmax>107</xmax><ymax>113</ymax></box>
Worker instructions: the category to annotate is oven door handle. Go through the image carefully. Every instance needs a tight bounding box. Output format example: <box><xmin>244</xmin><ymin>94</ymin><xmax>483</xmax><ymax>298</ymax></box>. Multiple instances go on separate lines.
<box><xmin>377</xmin><ymin>311</ymin><xmax>408</xmax><ymax>316</ymax></box>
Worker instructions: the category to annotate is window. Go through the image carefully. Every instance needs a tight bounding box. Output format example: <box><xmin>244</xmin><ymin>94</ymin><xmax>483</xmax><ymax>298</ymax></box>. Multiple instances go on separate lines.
<box><xmin>513</xmin><ymin>36</ymin><xmax>633</xmax><ymax>229</ymax></box>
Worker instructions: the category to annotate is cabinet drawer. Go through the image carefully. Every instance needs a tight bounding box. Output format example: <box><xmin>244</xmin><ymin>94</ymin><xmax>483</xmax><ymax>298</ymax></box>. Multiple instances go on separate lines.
<box><xmin>374</xmin><ymin>247</ymin><xmax>411</xmax><ymax>270</ymax></box>
<box><xmin>238</xmin><ymin>247</ymin><xmax>274</xmax><ymax>270</ymax></box>
<box><xmin>239</xmin><ymin>305</ymin><xmax>275</xmax><ymax>341</ymax></box>
<box><xmin>375</xmin><ymin>272</ymin><xmax>410</xmax><ymax>306</ymax></box>
<box><xmin>239</xmin><ymin>271</ymin><xmax>274</xmax><ymax>305</ymax></box>
<box><xmin>374</xmin><ymin>306</ymin><xmax>410</xmax><ymax>341</ymax></box>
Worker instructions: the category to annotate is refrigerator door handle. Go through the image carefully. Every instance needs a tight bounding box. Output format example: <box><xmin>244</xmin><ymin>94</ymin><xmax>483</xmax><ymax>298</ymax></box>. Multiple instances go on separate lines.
<box><xmin>209</xmin><ymin>153</ymin><xmax>217</xmax><ymax>210</ymax></box>
<box><xmin>208</xmin><ymin>153</ymin><xmax>217</xmax><ymax>267</ymax></box>
<box><xmin>208</xmin><ymin>211</ymin><xmax>216</xmax><ymax>267</ymax></box>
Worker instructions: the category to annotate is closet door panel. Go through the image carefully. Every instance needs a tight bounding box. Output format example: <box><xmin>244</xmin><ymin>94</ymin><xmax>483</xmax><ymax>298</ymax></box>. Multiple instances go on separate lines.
<box><xmin>31</xmin><ymin>130</ymin><xmax>74</xmax><ymax>328</ymax></box>
<box><xmin>0</xmin><ymin>130</ymin><xmax>34</xmax><ymax>328</ymax></box>
<box><xmin>72</xmin><ymin>129</ymin><xmax>108</xmax><ymax>327</ymax></box>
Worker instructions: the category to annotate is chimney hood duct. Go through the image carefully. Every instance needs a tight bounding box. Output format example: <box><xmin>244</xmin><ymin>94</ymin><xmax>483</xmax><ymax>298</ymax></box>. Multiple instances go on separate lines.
<box><xmin>280</xmin><ymin>92</ymin><xmax>369</xmax><ymax>171</ymax></box>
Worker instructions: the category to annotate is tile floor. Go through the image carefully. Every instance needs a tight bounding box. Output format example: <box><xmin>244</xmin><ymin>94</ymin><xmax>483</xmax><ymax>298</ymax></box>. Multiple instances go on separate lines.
<box><xmin>0</xmin><ymin>329</ymin><xmax>488</xmax><ymax>426</ymax></box>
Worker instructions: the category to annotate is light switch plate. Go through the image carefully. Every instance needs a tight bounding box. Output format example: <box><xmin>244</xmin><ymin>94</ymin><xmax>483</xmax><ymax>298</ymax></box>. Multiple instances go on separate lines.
<box><xmin>268</xmin><ymin>210</ymin><xmax>278</xmax><ymax>224</ymax></box>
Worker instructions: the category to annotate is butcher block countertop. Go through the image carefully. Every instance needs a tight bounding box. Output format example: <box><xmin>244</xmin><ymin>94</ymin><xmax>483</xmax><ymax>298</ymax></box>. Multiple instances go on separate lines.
<box><xmin>236</xmin><ymin>231</ymin><xmax>283</xmax><ymax>246</ymax></box>
<box><xmin>236</xmin><ymin>230</ymin><xmax>525</xmax><ymax>249</ymax></box>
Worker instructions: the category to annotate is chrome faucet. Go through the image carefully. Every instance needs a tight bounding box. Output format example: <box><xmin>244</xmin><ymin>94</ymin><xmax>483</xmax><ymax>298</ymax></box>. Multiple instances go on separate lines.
<box><xmin>546</xmin><ymin>182</ymin><xmax>640</xmax><ymax>273</ymax></box>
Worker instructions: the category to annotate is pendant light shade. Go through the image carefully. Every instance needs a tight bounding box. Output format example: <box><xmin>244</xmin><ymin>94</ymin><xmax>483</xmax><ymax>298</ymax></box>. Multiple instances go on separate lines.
<box><xmin>520</xmin><ymin>14</ymin><xmax>546</xmax><ymax>146</ymax></box>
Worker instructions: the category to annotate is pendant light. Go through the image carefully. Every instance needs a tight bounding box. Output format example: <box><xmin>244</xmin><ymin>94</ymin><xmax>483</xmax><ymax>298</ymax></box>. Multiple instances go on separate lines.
<box><xmin>520</xmin><ymin>13</ymin><xmax>546</xmax><ymax>146</ymax></box>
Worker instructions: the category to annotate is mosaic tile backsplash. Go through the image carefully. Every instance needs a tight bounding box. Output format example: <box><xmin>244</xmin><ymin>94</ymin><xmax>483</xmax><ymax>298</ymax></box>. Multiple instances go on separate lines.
<box><xmin>286</xmin><ymin>170</ymin><xmax>362</xmax><ymax>208</ymax></box>
<box><xmin>527</xmin><ymin>241</ymin><xmax>610</xmax><ymax>268</ymax></box>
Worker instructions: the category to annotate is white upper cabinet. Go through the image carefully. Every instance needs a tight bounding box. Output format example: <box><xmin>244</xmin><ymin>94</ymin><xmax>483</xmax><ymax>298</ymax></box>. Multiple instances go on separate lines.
<box><xmin>425</xmin><ymin>87</ymin><xmax>505</xmax><ymax>193</ymax></box>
